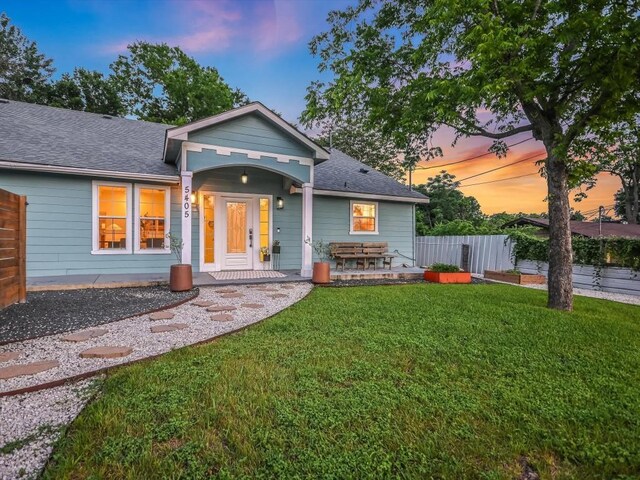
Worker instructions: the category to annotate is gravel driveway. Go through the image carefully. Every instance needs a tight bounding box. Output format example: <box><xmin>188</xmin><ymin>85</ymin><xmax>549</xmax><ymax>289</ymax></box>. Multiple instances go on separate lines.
<box><xmin>0</xmin><ymin>287</ymin><xmax>197</xmax><ymax>344</ymax></box>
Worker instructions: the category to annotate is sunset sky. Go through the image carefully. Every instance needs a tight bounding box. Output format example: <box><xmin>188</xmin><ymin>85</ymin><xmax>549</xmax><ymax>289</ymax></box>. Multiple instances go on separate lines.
<box><xmin>3</xmin><ymin>0</ymin><xmax>621</xmax><ymax>218</ymax></box>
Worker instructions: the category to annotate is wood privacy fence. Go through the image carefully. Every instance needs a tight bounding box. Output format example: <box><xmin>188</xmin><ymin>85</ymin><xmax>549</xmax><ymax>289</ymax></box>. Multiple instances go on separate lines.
<box><xmin>0</xmin><ymin>188</ymin><xmax>26</xmax><ymax>308</ymax></box>
<box><xmin>415</xmin><ymin>235</ymin><xmax>515</xmax><ymax>274</ymax></box>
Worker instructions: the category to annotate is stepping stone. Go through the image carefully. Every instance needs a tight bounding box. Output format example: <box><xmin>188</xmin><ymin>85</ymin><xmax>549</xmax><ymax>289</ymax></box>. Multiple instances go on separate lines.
<box><xmin>0</xmin><ymin>360</ymin><xmax>60</xmax><ymax>380</ymax></box>
<box><xmin>211</xmin><ymin>314</ymin><xmax>234</xmax><ymax>322</ymax></box>
<box><xmin>281</xmin><ymin>285</ymin><xmax>296</xmax><ymax>290</ymax></box>
<box><xmin>216</xmin><ymin>289</ymin><xmax>237</xmax><ymax>294</ymax></box>
<box><xmin>80</xmin><ymin>346</ymin><xmax>133</xmax><ymax>359</ymax></box>
<box><xmin>149</xmin><ymin>311</ymin><xmax>175</xmax><ymax>320</ymax></box>
<box><xmin>207</xmin><ymin>305</ymin><xmax>237</xmax><ymax>312</ymax></box>
<box><xmin>221</xmin><ymin>293</ymin><xmax>244</xmax><ymax>298</ymax></box>
<box><xmin>61</xmin><ymin>329</ymin><xmax>108</xmax><ymax>343</ymax></box>
<box><xmin>0</xmin><ymin>352</ymin><xmax>21</xmax><ymax>363</ymax></box>
<box><xmin>150</xmin><ymin>323</ymin><xmax>189</xmax><ymax>333</ymax></box>
<box><xmin>241</xmin><ymin>303</ymin><xmax>264</xmax><ymax>309</ymax></box>
<box><xmin>192</xmin><ymin>300</ymin><xmax>216</xmax><ymax>307</ymax></box>
<box><xmin>270</xmin><ymin>294</ymin><xmax>288</xmax><ymax>299</ymax></box>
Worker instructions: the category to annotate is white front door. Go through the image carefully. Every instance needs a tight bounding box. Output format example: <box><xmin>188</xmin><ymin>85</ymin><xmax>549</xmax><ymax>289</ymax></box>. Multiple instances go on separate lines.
<box><xmin>222</xmin><ymin>198</ymin><xmax>253</xmax><ymax>270</ymax></box>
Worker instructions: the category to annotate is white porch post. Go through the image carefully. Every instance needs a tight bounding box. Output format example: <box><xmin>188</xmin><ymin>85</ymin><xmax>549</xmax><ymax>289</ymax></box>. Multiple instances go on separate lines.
<box><xmin>180</xmin><ymin>171</ymin><xmax>193</xmax><ymax>266</ymax></box>
<box><xmin>301</xmin><ymin>183</ymin><xmax>313</xmax><ymax>277</ymax></box>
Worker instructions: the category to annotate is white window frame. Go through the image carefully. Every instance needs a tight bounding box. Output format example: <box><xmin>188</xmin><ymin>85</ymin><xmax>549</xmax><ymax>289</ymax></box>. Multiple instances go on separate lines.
<box><xmin>134</xmin><ymin>184</ymin><xmax>171</xmax><ymax>254</ymax></box>
<box><xmin>92</xmin><ymin>181</ymin><xmax>133</xmax><ymax>255</ymax></box>
<box><xmin>349</xmin><ymin>200</ymin><xmax>379</xmax><ymax>235</ymax></box>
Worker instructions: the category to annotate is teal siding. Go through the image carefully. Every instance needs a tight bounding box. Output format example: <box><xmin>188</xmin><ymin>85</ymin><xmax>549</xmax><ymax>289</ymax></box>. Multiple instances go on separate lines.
<box><xmin>192</xmin><ymin>166</ymin><xmax>302</xmax><ymax>271</ymax></box>
<box><xmin>189</xmin><ymin>113</ymin><xmax>314</xmax><ymax>158</ymax></box>
<box><xmin>313</xmin><ymin>196</ymin><xmax>415</xmax><ymax>267</ymax></box>
<box><xmin>0</xmin><ymin>171</ymin><xmax>181</xmax><ymax>277</ymax></box>
<box><xmin>187</xmin><ymin>149</ymin><xmax>311</xmax><ymax>183</ymax></box>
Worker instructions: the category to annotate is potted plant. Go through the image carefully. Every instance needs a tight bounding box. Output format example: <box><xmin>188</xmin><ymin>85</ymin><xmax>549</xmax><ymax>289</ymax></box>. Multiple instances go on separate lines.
<box><xmin>271</xmin><ymin>240</ymin><xmax>281</xmax><ymax>254</ymax></box>
<box><xmin>166</xmin><ymin>232</ymin><xmax>192</xmax><ymax>292</ymax></box>
<box><xmin>424</xmin><ymin>263</ymin><xmax>471</xmax><ymax>284</ymax></box>
<box><xmin>305</xmin><ymin>237</ymin><xmax>331</xmax><ymax>284</ymax></box>
<box><xmin>260</xmin><ymin>247</ymin><xmax>271</xmax><ymax>262</ymax></box>
<box><xmin>484</xmin><ymin>269</ymin><xmax>546</xmax><ymax>285</ymax></box>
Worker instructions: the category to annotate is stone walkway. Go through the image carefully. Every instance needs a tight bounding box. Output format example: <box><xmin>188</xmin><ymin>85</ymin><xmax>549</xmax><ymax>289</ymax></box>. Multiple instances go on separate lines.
<box><xmin>0</xmin><ymin>282</ymin><xmax>312</xmax><ymax>395</ymax></box>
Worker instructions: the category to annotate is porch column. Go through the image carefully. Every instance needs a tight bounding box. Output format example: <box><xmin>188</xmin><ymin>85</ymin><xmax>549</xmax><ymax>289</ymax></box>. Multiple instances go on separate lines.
<box><xmin>180</xmin><ymin>171</ymin><xmax>193</xmax><ymax>266</ymax></box>
<box><xmin>301</xmin><ymin>183</ymin><xmax>313</xmax><ymax>277</ymax></box>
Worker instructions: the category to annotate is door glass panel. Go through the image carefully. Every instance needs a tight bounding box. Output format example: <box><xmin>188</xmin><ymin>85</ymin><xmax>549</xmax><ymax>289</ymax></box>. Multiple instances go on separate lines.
<box><xmin>259</xmin><ymin>198</ymin><xmax>269</xmax><ymax>249</ymax></box>
<box><xmin>204</xmin><ymin>195</ymin><xmax>215</xmax><ymax>263</ymax></box>
<box><xmin>227</xmin><ymin>202</ymin><xmax>246</xmax><ymax>254</ymax></box>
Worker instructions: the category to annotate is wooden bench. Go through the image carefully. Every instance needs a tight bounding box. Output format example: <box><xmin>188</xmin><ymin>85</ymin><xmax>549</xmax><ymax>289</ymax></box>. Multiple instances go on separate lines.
<box><xmin>330</xmin><ymin>242</ymin><xmax>396</xmax><ymax>271</ymax></box>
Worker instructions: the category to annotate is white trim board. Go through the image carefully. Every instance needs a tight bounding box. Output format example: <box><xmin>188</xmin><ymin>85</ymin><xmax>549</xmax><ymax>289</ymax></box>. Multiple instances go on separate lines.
<box><xmin>0</xmin><ymin>161</ymin><xmax>179</xmax><ymax>183</ymax></box>
<box><xmin>165</xmin><ymin>102</ymin><xmax>329</xmax><ymax>161</ymax></box>
<box><xmin>289</xmin><ymin>187</ymin><xmax>430</xmax><ymax>204</ymax></box>
<box><xmin>183</xmin><ymin>142</ymin><xmax>315</xmax><ymax>168</ymax></box>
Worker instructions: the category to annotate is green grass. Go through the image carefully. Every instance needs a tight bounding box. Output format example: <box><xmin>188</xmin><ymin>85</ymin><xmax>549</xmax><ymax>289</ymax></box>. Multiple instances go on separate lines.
<box><xmin>43</xmin><ymin>284</ymin><xmax>640</xmax><ymax>479</ymax></box>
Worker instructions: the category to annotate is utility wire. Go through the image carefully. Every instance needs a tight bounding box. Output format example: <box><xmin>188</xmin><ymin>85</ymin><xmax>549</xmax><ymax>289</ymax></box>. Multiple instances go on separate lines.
<box><xmin>456</xmin><ymin>152</ymin><xmax>546</xmax><ymax>183</ymax></box>
<box><xmin>413</xmin><ymin>137</ymin><xmax>534</xmax><ymax>171</ymax></box>
<box><xmin>458</xmin><ymin>172</ymin><xmax>540</xmax><ymax>188</ymax></box>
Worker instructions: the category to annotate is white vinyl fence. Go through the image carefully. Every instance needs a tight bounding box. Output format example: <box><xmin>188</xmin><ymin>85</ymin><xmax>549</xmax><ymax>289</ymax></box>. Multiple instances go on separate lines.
<box><xmin>415</xmin><ymin>234</ymin><xmax>640</xmax><ymax>296</ymax></box>
<box><xmin>415</xmin><ymin>235</ymin><xmax>515</xmax><ymax>274</ymax></box>
<box><xmin>517</xmin><ymin>260</ymin><xmax>640</xmax><ymax>296</ymax></box>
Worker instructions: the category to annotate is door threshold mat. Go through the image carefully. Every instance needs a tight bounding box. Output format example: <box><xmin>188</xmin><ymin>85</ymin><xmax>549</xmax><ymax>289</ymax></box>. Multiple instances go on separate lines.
<box><xmin>208</xmin><ymin>270</ymin><xmax>287</xmax><ymax>281</ymax></box>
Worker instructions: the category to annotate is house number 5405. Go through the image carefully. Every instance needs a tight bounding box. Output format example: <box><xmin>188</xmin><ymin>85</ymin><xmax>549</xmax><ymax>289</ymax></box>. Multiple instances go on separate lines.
<box><xmin>183</xmin><ymin>185</ymin><xmax>191</xmax><ymax>218</ymax></box>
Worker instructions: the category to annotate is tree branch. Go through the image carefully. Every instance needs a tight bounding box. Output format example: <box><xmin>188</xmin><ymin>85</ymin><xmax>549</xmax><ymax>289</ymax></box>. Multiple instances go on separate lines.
<box><xmin>451</xmin><ymin>114</ymin><xmax>534</xmax><ymax>139</ymax></box>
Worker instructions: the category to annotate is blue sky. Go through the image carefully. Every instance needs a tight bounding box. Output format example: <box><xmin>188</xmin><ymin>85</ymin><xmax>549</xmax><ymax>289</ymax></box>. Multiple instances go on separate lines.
<box><xmin>3</xmin><ymin>0</ymin><xmax>350</xmax><ymax>122</ymax></box>
<box><xmin>1</xmin><ymin>0</ymin><xmax>620</xmax><ymax>214</ymax></box>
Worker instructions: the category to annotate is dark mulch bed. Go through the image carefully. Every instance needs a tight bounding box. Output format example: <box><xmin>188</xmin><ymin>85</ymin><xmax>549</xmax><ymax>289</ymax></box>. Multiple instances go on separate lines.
<box><xmin>323</xmin><ymin>277</ymin><xmax>488</xmax><ymax>288</ymax></box>
<box><xmin>0</xmin><ymin>287</ymin><xmax>198</xmax><ymax>344</ymax></box>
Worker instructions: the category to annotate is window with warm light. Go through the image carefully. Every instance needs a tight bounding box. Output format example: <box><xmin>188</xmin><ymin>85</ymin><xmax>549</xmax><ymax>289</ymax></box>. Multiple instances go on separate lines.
<box><xmin>93</xmin><ymin>182</ymin><xmax>131</xmax><ymax>253</ymax></box>
<box><xmin>135</xmin><ymin>186</ymin><xmax>170</xmax><ymax>252</ymax></box>
<box><xmin>259</xmin><ymin>198</ymin><xmax>270</xmax><ymax>251</ymax></box>
<box><xmin>350</xmin><ymin>201</ymin><xmax>378</xmax><ymax>234</ymax></box>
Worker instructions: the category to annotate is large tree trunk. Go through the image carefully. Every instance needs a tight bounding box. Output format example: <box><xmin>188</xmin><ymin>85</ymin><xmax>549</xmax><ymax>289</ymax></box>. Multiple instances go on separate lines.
<box><xmin>631</xmin><ymin>165</ymin><xmax>639</xmax><ymax>224</ymax></box>
<box><xmin>545</xmin><ymin>149</ymin><xmax>574</xmax><ymax>311</ymax></box>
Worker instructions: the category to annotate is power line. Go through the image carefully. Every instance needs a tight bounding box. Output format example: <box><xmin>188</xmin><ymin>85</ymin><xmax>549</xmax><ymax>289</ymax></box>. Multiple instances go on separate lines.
<box><xmin>414</xmin><ymin>137</ymin><xmax>534</xmax><ymax>171</ymax></box>
<box><xmin>458</xmin><ymin>172</ymin><xmax>541</xmax><ymax>188</ymax></box>
<box><xmin>456</xmin><ymin>152</ymin><xmax>546</xmax><ymax>183</ymax></box>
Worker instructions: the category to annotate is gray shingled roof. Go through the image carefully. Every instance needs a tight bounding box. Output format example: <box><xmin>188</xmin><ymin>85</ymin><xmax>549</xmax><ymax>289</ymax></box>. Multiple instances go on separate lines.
<box><xmin>315</xmin><ymin>149</ymin><xmax>427</xmax><ymax>200</ymax></box>
<box><xmin>0</xmin><ymin>101</ymin><xmax>427</xmax><ymax>201</ymax></box>
<box><xmin>0</xmin><ymin>100</ymin><xmax>177</xmax><ymax>176</ymax></box>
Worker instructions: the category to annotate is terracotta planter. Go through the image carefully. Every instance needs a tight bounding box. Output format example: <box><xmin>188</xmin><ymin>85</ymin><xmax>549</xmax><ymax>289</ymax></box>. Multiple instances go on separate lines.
<box><xmin>312</xmin><ymin>262</ymin><xmax>331</xmax><ymax>284</ymax></box>
<box><xmin>484</xmin><ymin>270</ymin><xmax>546</xmax><ymax>285</ymax></box>
<box><xmin>170</xmin><ymin>264</ymin><xmax>193</xmax><ymax>292</ymax></box>
<box><xmin>424</xmin><ymin>271</ymin><xmax>471</xmax><ymax>284</ymax></box>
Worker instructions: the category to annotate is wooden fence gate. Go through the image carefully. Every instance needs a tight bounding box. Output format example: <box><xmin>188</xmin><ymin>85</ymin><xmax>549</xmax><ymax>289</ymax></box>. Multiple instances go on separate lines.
<box><xmin>0</xmin><ymin>188</ymin><xmax>26</xmax><ymax>308</ymax></box>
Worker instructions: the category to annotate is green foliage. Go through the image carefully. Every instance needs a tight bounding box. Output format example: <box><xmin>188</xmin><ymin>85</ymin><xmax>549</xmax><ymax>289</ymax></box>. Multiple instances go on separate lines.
<box><xmin>423</xmin><ymin>220</ymin><xmax>502</xmax><ymax>236</ymax></box>
<box><xmin>165</xmin><ymin>232</ymin><xmax>183</xmax><ymax>264</ymax></box>
<box><xmin>428</xmin><ymin>263</ymin><xmax>461</xmax><ymax>273</ymax></box>
<box><xmin>0</xmin><ymin>12</ymin><xmax>54</xmax><ymax>101</ymax></box>
<box><xmin>305</xmin><ymin>237</ymin><xmax>331</xmax><ymax>262</ymax></box>
<box><xmin>41</xmin><ymin>68</ymin><xmax>124</xmax><ymax>116</ymax></box>
<box><xmin>313</xmin><ymin>117</ymin><xmax>413</xmax><ymax>181</ymax></box>
<box><xmin>44</xmin><ymin>285</ymin><xmax>640</xmax><ymax>478</ymax></box>
<box><xmin>414</xmin><ymin>172</ymin><xmax>484</xmax><ymax>230</ymax></box>
<box><xmin>111</xmin><ymin>42</ymin><xmax>247</xmax><ymax>125</ymax></box>
<box><xmin>509</xmin><ymin>231</ymin><xmax>640</xmax><ymax>270</ymax></box>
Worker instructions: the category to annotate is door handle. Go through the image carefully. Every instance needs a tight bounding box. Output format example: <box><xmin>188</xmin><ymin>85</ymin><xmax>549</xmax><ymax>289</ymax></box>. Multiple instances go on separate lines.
<box><xmin>249</xmin><ymin>228</ymin><xmax>253</xmax><ymax>248</ymax></box>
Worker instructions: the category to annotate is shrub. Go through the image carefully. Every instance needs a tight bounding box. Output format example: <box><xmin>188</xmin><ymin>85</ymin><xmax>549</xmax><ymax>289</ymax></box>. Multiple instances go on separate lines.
<box><xmin>429</xmin><ymin>263</ymin><xmax>461</xmax><ymax>273</ymax></box>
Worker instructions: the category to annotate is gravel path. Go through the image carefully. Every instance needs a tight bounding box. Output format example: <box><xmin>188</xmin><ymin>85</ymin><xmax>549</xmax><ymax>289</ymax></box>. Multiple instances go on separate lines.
<box><xmin>0</xmin><ymin>377</ymin><xmax>101</xmax><ymax>480</ymax></box>
<box><xmin>475</xmin><ymin>275</ymin><xmax>640</xmax><ymax>306</ymax></box>
<box><xmin>0</xmin><ymin>283</ymin><xmax>312</xmax><ymax>395</ymax></box>
<box><xmin>0</xmin><ymin>287</ymin><xmax>198</xmax><ymax>344</ymax></box>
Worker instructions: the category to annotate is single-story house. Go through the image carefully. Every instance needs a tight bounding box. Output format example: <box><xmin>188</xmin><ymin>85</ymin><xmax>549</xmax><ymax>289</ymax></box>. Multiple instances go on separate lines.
<box><xmin>502</xmin><ymin>217</ymin><xmax>640</xmax><ymax>238</ymax></box>
<box><xmin>0</xmin><ymin>100</ymin><xmax>428</xmax><ymax>279</ymax></box>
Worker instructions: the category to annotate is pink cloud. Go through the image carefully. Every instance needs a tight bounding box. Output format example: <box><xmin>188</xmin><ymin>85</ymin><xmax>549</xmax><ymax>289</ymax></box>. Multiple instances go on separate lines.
<box><xmin>103</xmin><ymin>0</ymin><xmax>303</xmax><ymax>56</ymax></box>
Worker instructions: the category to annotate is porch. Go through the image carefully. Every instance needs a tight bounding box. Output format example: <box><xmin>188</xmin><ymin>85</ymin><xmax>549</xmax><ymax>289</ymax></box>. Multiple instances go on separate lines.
<box><xmin>26</xmin><ymin>266</ymin><xmax>425</xmax><ymax>291</ymax></box>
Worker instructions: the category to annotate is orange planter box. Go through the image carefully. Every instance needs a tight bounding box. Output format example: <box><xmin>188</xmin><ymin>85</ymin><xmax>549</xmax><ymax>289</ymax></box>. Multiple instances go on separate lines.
<box><xmin>423</xmin><ymin>271</ymin><xmax>472</xmax><ymax>284</ymax></box>
<box><xmin>484</xmin><ymin>270</ymin><xmax>546</xmax><ymax>285</ymax></box>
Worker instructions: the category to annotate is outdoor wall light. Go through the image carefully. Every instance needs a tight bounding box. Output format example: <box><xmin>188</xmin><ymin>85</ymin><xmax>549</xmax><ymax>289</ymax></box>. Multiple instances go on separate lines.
<box><xmin>276</xmin><ymin>196</ymin><xmax>284</xmax><ymax>209</ymax></box>
<box><xmin>191</xmin><ymin>191</ymin><xmax>198</xmax><ymax>206</ymax></box>
<box><xmin>241</xmin><ymin>170</ymin><xmax>248</xmax><ymax>184</ymax></box>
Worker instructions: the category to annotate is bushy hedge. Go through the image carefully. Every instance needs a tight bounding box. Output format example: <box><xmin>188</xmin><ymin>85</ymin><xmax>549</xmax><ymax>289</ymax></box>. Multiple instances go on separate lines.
<box><xmin>508</xmin><ymin>231</ymin><xmax>640</xmax><ymax>270</ymax></box>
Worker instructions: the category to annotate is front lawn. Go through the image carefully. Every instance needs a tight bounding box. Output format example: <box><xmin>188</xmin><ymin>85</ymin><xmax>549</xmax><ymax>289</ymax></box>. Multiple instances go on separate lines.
<box><xmin>44</xmin><ymin>284</ymin><xmax>640</xmax><ymax>479</ymax></box>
